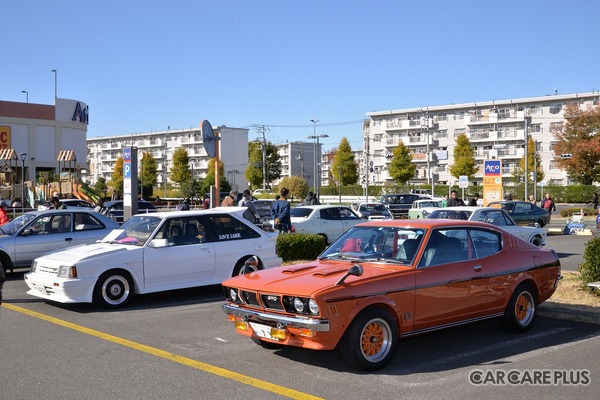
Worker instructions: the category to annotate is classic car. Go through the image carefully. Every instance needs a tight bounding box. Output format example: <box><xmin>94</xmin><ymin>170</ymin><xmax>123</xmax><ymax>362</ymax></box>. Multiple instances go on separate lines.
<box><xmin>25</xmin><ymin>207</ymin><xmax>281</xmax><ymax>308</ymax></box>
<box><xmin>251</xmin><ymin>199</ymin><xmax>275</xmax><ymax>231</ymax></box>
<box><xmin>353</xmin><ymin>202</ymin><xmax>394</xmax><ymax>220</ymax></box>
<box><xmin>0</xmin><ymin>209</ymin><xmax>119</xmax><ymax>273</ymax></box>
<box><xmin>286</xmin><ymin>205</ymin><xmax>363</xmax><ymax>244</ymax></box>
<box><xmin>487</xmin><ymin>200</ymin><xmax>550</xmax><ymax>228</ymax></box>
<box><xmin>222</xmin><ymin>219</ymin><xmax>561</xmax><ymax>371</ymax></box>
<box><xmin>407</xmin><ymin>199</ymin><xmax>442</xmax><ymax>219</ymax></box>
<box><xmin>379</xmin><ymin>193</ymin><xmax>423</xmax><ymax>219</ymax></box>
<box><xmin>427</xmin><ymin>206</ymin><xmax>547</xmax><ymax>247</ymax></box>
<box><xmin>100</xmin><ymin>200</ymin><xmax>157</xmax><ymax>224</ymax></box>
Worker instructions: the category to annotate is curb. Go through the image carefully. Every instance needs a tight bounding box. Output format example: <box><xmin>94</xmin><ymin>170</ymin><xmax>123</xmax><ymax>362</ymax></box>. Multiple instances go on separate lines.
<box><xmin>538</xmin><ymin>301</ymin><xmax>600</xmax><ymax>325</ymax></box>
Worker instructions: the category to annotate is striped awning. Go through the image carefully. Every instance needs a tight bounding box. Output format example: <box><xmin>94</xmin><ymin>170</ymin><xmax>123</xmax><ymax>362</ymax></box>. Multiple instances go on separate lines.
<box><xmin>0</xmin><ymin>149</ymin><xmax>17</xmax><ymax>160</ymax></box>
<box><xmin>57</xmin><ymin>150</ymin><xmax>76</xmax><ymax>162</ymax></box>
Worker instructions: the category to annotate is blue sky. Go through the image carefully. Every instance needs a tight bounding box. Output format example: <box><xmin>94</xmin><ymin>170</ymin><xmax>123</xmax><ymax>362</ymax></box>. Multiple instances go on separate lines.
<box><xmin>2</xmin><ymin>0</ymin><xmax>599</xmax><ymax>151</ymax></box>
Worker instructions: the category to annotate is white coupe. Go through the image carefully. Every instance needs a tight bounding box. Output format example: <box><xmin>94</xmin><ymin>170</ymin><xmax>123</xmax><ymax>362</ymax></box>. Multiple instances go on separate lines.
<box><xmin>25</xmin><ymin>208</ymin><xmax>282</xmax><ymax>308</ymax></box>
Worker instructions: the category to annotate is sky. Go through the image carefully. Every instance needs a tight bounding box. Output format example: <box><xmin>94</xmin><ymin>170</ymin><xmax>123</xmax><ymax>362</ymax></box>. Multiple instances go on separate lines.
<box><xmin>2</xmin><ymin>0</ymin><xmax>600</xmax><ymax>151</ymax></box>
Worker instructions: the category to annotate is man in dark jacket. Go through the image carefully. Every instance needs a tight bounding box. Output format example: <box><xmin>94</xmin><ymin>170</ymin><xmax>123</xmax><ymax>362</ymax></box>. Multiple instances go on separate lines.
<box><xmin>302</xmin><ymin>191</ymin><xmax>320</xmax><ymax>206</ymax></box>
<box><xmin>468</xmin><ymin>193</ymin><xmax>479</xmax><ymax>206</ymax></box>
<box><xmin>447</xmin><ymin>190</ymin><xmax>465</xmax><ymax>207</ymax></box>
<box><xmin>271</xmin><ymin>188</ymin><xmax>291</xmax><ymax>233</ymax></box>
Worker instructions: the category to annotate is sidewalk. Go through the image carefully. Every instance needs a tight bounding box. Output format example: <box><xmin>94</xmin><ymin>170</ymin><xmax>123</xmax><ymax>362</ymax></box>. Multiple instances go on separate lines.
<box><xmin>538</xmin><ymin>301</ymin><xmax>600</xmax><ymax>325</ymax></box>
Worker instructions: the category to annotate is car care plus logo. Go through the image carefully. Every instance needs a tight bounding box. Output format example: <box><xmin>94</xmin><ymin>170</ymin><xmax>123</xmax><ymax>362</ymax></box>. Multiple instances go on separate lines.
<box><xmin>484</xmin><ymin>160</ymin><xmax>501</xmax><ymax>176</ymax></box>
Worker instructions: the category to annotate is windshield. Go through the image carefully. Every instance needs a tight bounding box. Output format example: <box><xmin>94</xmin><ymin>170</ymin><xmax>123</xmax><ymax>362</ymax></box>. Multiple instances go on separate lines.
<box><xmin>319</xmin><ymin>226</ymin><xmax>426</xmax><ymax>265</ymax></box>
<box><xmin>100</xmin><ymin>215</ymin><xmax>162</xmax><ymax>246</ymax></box>
<box><xmin>290</xmin><ymin>208</ymin><xmax>313</xmax><ymax>218</ymax></box>
<box><xmin>360</xmin><ymin>204</ymin><xmax>387</xmax><ymax>212</ymax></box>
<box><xmin>0</xmin><ymin>213</ymin><xmax>37</xmax><ymax>235</ymax></box>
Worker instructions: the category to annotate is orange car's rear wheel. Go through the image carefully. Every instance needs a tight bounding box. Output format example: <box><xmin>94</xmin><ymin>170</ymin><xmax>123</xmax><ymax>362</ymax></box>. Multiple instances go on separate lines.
<box><xmin>339</xmin><ymin>308</ymin><xmax>398</xmax><ymax>371</ymax></box>
<box><xmin>501</xmin><ymin>283</ymin><xmax>537</xmax><ymax>333</ymax></box>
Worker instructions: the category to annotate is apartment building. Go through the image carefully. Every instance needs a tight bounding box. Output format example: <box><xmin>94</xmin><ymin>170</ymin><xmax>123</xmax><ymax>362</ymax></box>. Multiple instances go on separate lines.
<box><xmin>273</xmin><ymin>141</ymin><xmax>321</xmax><ymax>189</ymax></box>
<box><xmin>361</xmin><ymin>91</ymin><xmax>599</xmax><ymax>188</ymax></box>
<box><xmin>86</xmin><ymin>126</ymin><xmax>248</xmax><ymax>192</ymax></box>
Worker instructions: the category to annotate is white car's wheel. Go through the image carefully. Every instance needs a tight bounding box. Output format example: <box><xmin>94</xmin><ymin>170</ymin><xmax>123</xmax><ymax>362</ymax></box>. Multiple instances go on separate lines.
<box><xmin>93</xmin><ymin>271</ymin><xmax>133</xmax><ymax>308</ymax></box>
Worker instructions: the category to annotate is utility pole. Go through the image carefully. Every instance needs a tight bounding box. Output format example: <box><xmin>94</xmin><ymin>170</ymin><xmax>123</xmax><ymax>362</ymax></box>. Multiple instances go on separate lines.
<box><xmin>364</xmin><ymin>121</ymin><xmax>370</xmax><ymax>202</ymax></box>
<box><xmin>524</xmin><ymin>115</ymin><xmax>529</xmax><ymax>201</ymax></box>
<box><xmin>253</xmin><ymin>125</ymin><xmax>268</xmax><ymax>190</ymax></box>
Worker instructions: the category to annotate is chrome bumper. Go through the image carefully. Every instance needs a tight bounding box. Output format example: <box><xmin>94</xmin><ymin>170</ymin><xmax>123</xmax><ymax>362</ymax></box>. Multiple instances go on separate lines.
<box><xmin>223</xmin><ymin>303</ymin><xmax>330</xmax><ymax>332</ymax></box>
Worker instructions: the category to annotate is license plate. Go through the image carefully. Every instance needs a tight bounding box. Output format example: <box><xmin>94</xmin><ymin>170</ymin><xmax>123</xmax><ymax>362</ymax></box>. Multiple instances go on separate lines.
<box><xmin>249</xmin><ymin>322</ymin><xmax>274</xmax><ymax>339</ymax></box>
<box><xmin>36</xmin><ymin>283</ymin><xmax>47</xmax><ymax>295</ymax></box>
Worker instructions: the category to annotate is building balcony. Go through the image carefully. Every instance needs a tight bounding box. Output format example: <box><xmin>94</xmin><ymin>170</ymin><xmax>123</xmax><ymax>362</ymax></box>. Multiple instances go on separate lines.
<box><xmin>498</xmin><ymin>129</ymin><xmax>525</xmax><ymax>141</ymax></box>
<box><xmin>468</xmin><ymin>130</ymin><xmax>498</xmax><ymax>142</ymax></box>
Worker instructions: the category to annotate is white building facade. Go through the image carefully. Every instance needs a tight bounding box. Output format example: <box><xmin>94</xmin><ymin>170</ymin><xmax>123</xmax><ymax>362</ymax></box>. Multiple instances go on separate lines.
<box><xmin>274</xmin><ymin>141</ymin><xmax>321</xmax><ymax>189</ymax></box>
<box><xmin>362</xmin><ymin>91</ymin><xmax>600</xmax><ymax>188</ymax></box>
<box><xmin>86</xmin><ymin>126</ymin><xmax>249</xmax><ymax>193</ymax></box>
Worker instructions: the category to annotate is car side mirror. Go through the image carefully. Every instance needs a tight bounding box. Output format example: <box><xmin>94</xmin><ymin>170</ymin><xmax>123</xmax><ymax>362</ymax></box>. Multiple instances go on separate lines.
<box><xmin>336</xmin><ymin>264</ymin><xmax>364</xmax><ymax>285</ymax></box>
<box><xmin>148</xmin><ymin>239</ymin><xmax>169</xmax><ymax>248</ymax></box>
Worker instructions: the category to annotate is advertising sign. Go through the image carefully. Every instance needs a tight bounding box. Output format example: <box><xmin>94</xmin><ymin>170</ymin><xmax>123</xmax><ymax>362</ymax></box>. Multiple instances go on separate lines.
<box><xmin>0</xmin><ymin>126</ymin><xmax>10</xmax><ymax>149</ymax></box>
<box><xmin>483</xmin><ymin>160</ymin><xmax>502</xmax><ymax>206</ymax></box>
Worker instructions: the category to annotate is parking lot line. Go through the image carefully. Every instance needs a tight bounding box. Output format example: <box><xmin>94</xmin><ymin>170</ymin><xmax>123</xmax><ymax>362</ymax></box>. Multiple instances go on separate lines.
<box><xmin>3</xmin><ymin>303</ymin><xmax>323</xmax><ymax>400</ymax></box>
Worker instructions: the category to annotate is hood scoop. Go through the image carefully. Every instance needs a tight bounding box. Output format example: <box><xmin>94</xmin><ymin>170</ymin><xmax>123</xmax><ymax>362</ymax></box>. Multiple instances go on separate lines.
<box><xmin>313</xmin><ymin>268</ymin><xmax>350</xmax><ymax>277</ymax></box>
<box><xmin>281</xmin><ymin>265</ymin><xmax>317</xmax><ymax>274</ymax></box>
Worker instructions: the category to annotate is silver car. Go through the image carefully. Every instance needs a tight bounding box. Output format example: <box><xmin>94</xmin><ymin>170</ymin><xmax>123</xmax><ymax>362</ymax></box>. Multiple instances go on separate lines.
<box><xmin>0</xmin><ymin>209</ymin><xmax>119</xmax><ymax>273</ymax></box>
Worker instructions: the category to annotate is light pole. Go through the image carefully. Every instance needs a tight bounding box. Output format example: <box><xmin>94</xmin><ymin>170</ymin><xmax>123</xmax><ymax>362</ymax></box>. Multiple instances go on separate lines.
<box><xmin>338</xmin><ymin>166</ymin><xmax>342</xmax><ymax>205</ymax></box>
<box><xmin>309</xmin><ymin>119</ymin><xmax>319</xmax><ymax>191</ymax></box>
<box><xmin>21</xmin><ymin>90</ymin><xmax>28</xmax><ymax>103</ymax></box>
<box><xmin>19</xmin><ymin>152</ymin><xmax>27</xmax><ymax>213</ymax></box>
<box><xmin>51</xmin><ymin>69</ymin><xmax>57</xmax><ymax>99</ymax></box>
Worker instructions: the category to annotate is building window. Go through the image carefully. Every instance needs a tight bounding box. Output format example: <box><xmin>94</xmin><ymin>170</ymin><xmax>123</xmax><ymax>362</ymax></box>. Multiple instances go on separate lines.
<box><xmin>528</xmin><ymin>105</ymin><xmax>541</xmax><ymax>115</ymax></box>
<box><xmin>549</xmin><ymin>160</ymin><xmax>559</xmax><ymax>170</ymax></box>
<box><xmin>453</xmin><ymin>112</ymin><xmax>464</xmax><ymax>121</ymax></box>
<box><xmin>530</xmin><ymin>124</ymin><xmax>542</xmax><ymax>133</ymax></box>
<box><xmin>437</xmin><ymin>129</ymin><xmax>448</xmax><ymax>138</ymax></box>
<box><xmin>549</xmin><ymin>103</ymin><xmax>563</xmax><ymax>114</ymax></box>
<box><xmin>436</xmin><ymin>113</ymin><xmax>448</xmax><ymax>121</ymax></box>
<box><xmin>454</xmin><ymin>128</ymin><xmax>466</xmax><ymax>137</ymax></box>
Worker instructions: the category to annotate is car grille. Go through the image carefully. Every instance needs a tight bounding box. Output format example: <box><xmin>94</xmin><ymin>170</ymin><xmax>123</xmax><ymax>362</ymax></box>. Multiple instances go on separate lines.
<box><xmin>37</xmin><ymin>264</ymin><xmax>59</xmax><ymax>276</ymax></box>
<box><xmin>240</xmin><ymin>290</ymin><xmax>260</xmax><ymax>306</ymax></box>
<box><xmin>260</xmin><ymin>293</ymin><xmax>284</xmax><ymax>311</ymax></box>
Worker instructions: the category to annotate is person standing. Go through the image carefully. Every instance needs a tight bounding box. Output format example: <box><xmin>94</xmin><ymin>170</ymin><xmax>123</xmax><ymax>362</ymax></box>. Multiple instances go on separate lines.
<box><xmin>447</xmin><ymin>190</ymin><xmax>465</xmax><ymax>207</ymax></box>
<box><xmin>302</xmin><ymin>191</ymin><xmax>320</xmax><ymax>206</ymax></box>
<box><xmin>49</xmin><ymin>197</ymin><xmax>67</xmax><ymax>209</ymax></box>
<box><xmin>94</xmin><ymin>197</ymin><xmax>105</xmax><ymax>213</ymax></box>
<box><xmin>271</xmin><ymin>188</ymin><xmax>291</xmax><ymax>233</ymax></box>
<box><xmin>591</xmin><ymin>193</ymin><xmax>599</xmax><ymax>213</ymax></box>
<box><xmin>541</xmin><ymin>193</ymin><xmax>556</xmax><ymax>220</ymax></box>
<box><xmin>528</xmin><ymin>194</ymin><xmax>536</xmax><ymax>205</ymax></box>
<box><xmin>239</xmin><ymin>190</ymin><xmax>259</xmax><ymax>223</ymax></box>
<box><xmin>0</xmin><ymin>203</ymin><xmax>8</xmax><ymax>226</ymax></box>
<box><xmin>468</xmin><ymin>193</ymin><xmax>479</xmax><ymax>207</ymax></box>
<box><xmin>221</xmin><ymin>191</ymin><xmax>237</xmax><ymax>207</ymax></box>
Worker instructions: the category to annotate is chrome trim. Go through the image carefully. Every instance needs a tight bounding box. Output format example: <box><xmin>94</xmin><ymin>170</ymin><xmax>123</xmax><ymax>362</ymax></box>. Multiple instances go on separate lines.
<box><xmin>403</xmin><ymin>312</ymin><xmax>505</xmax><ymax>337</ymax></box>
<box><xmin>223</xmin><ymin>304</ymin><xmax>330</xmax><ymax>332</ymax></box>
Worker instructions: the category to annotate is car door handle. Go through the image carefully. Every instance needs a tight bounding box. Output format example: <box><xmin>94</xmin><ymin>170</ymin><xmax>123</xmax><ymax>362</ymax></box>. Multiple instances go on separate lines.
<box><xmin>65</xmin><ymin>237</ymin><xmax>73</xmax><ymax>242</ymax></box>
<box><xmin>473</xmin><ymin>265</ymin><xmax>482</xmax><ymax>272</ymax></box>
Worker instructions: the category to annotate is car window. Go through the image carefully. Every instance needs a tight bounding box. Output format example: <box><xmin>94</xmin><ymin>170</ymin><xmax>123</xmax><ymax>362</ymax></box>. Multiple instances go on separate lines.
<box><xmin>429</xmin><ymin>210</ymin><xmax>471</xmax><ymax>220</ymax></box>
<box><xmin>290</xmin><ymin>208</ymin><xmax>312</xmax><ymax>218</ymax></box>
<box><xmin>470</xmin><ymin>229</ymin><xmax>501</xmax><ymax>258</ymax></box>
<box><xmin>204</xmin><ymin>214</ymin><xmax>261</xmax><ymax>242</ymax></box>
<box><xmin>479</xmin><ymin>210</ymin><xmax>508</xmax><ymax>226</ymax></box>
<box><xmin>419</xmin><ymin>228</ymin><xmax>471</xmax><ymax>267</ymax></box>
<box><xmin>107</xmin><ymin>215</ymin><xmax>161</xmax><ymax>246</ymax></box>
<box><xmin>339</xmin><ymin>208</ymin><xmax>359</xmax><ymax>220</ymax></box>
<box><xmin>320</xmin><ymin>208</ymin><xmax>340</xmax><ymax>220</ymax></box>
<box><xmin>25</xmin><ymin>214</ymin><xmax>72</xmax><ymax>235</ymax></box>
<box><xmin>158</xmin><ymin>217</ymin><xmax>205</xmax><ymax>246</ymax></box>
<box><xmin>74</xmin><ymin>213</ymin><xmax>106</xmax><ymax>231</ymax></box>
<box><xmin>514</xmin><ymin>202</ymin><xmax>531</xmax><ymax>213</ymax></box>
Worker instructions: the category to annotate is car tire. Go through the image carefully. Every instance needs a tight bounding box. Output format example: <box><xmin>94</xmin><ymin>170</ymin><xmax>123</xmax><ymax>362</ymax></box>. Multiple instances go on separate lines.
<box><xmin>530</xmin><ymin>236</ymin><xmax>543</xmax><ymax>247</ymax></box>
<box><xmin>232</xmin><ymin>256</ymin><xmax>262</xmax><ymax>276</ymax></box>
<box><xmin>500</xmin><ymin>283</ymin><xmax>537</xmax><ymax>333</ymax></box>
<box><xmin>93</xmin><ymin>270</ymin><xmax>133</xmax><ymax>308</ymax></box>
<box><xmin>535</xmin><ymin>219</ymin><xmax>545</xmax><ymax>228</ymax></box>
<box><xmin>339</xmin><ymin>308</ymin><xmax>398</xmax><ymax>371</ymax></box>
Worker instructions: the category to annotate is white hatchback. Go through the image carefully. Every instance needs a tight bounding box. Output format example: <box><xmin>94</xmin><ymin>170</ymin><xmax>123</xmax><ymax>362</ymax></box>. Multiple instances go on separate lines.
<box><xmin>25</xmin><ymin>207</ymin><xmax>281</xmax><ymax>308</ymax></box>
<box><xmin>288</xmin><ymin>205</ymin><xmax>363</xmax><ymax>244</ymax></box>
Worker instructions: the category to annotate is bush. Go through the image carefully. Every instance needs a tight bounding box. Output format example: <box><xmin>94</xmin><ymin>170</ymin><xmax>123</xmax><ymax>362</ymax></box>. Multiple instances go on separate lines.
<box><xmin>560</xmin><ymin>208</ymin><xmax>597</xmax><ymax>217</ymax></box>
<box><xmin>579</xmin><ymin>237</ymin><xmax>600</xmax><ymax>287</ymax></box>
<box><xmin>276</xmin><ymin>233</ymin><xmax>326</xmax><ymax>262</ymax></box>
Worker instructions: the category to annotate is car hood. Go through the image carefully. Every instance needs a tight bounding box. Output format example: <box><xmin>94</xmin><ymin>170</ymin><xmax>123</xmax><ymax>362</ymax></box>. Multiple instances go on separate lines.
<box><xmin>35</xmin><ymin>242</ymin><xmax>131</xmax><ymax>264</ymax></box>
<box><xmin>222</xmin><ymin>259</ymin><xmax>414</xmax><ymax>297</ymax></box>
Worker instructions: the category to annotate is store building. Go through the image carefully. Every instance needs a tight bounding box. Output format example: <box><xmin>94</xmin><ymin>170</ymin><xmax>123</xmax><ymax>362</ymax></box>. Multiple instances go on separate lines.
<box><xmin>0</xmin><ymin>98</ymin><xmax>88</xmax><ymax>204</ymax></box>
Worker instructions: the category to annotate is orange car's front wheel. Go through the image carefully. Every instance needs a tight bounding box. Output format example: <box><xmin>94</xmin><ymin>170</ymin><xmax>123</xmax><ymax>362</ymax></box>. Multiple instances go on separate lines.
<box><xmin>339</xmin><ymin>308</ymin><xmax>398</xmax><ymax>371</ymax></box>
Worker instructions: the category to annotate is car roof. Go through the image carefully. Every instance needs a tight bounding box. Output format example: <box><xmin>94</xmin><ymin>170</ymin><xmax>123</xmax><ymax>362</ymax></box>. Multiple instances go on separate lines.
<box><xmin>136</xmin><ymin>206</ymin><xmax>249</xmax><ymax>219</ymax></box>
<box><xmin>440</xmin><ymin>206</ymin><xmax>503</xmax><ymax>211</ymax></box>
<box><xmin>294</xmin><ymin>205</ymin><xmax>352</xmax><ymax>210</ymax></box>
<box><xmin>355</xmin><ymin>218</ymin><xmax>504</xmax><ymax>230</ymax></box>
<box><xmin>24</xmin><ymin>209</ymin><xmax>102</xmax><ymax>216</ymax></box>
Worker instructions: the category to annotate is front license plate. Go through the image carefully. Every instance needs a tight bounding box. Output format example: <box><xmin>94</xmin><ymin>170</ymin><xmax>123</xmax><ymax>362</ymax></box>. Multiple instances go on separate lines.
<box><xmin>249</xmin><ymin>322</ymin><xmax>274</xmax><ymax>339</ymax></box>
<box><xmin>36</xmin><ymin>283</ymin><xmax>47</xmax><ymax>295</ymax></box>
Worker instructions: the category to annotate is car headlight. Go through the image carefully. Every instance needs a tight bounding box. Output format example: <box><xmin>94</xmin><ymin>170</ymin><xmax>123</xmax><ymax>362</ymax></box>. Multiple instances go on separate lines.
<box><xmin>422</xmin><ymin>210</ymin><xmax>430</xmax><ymax>217</ymax></box>
<box><xmin>229</xmin><ymin>288</ymin><xmax>238</xmax><ymax>302</ymax></box>
<box><xmin>56</xmin><ymin>265</ymin><xmax>77</xmax><ymax>278</ymax></box>
<box><xmin>293</xmin><ymin>297</ymin><xmax>304</xmax><ymax>313</ymax></box>
<box><xmin>308</xmin><ymin>299</ymin><xmax>320</xmax><ymax>315</ymax></box>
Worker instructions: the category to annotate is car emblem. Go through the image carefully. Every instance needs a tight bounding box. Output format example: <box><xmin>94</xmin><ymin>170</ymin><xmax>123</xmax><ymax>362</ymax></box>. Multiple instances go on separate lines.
<box><xmin>266</xmin><ymin>295</ymin><xmax>278</xmax><ymax>301</ymax></box>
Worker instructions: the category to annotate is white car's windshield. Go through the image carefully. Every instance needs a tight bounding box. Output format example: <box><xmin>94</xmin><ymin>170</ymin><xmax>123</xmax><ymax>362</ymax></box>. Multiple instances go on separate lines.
<box><xmin>0</xmin><ymin>213</ymin><xmax>37</xmax><ymax>235</ymax></box>
<box><xmin>101</xmin><ymin>215</ymin><xmax>162</xmax><ymax>246</ymax></box>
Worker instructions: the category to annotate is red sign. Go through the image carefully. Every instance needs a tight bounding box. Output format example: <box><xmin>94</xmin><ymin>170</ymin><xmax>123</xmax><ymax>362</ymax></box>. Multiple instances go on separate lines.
<box><xmin>0</xmin><ymin>126</ymin><xmax>10</xmax><ymax>149</ymax></box>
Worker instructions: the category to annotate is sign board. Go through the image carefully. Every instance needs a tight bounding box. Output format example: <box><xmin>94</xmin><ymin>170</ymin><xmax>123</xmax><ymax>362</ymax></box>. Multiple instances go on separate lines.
<box><xmin>458</xmin><ymin>175</ymin><xmax>469</xmax><ymax>189</ymax></box>
<box><xmin>0</xmin><ymin>126</ymin><xmax>10</xmax><ymax>149</ymax></box>
<box><xmin>123</xmin><ymin>147</ymin><xmax>138</xmax><ymax>221</ymax></box>
<box><xmin>483</xmin><ymin>160</ymin><xmax>503</xmax><ymax>206</ymax></box>
<box><xmin>0</xmin><ymin>164</ymin><xmax>14</xmax><ymax>173</ymax></box>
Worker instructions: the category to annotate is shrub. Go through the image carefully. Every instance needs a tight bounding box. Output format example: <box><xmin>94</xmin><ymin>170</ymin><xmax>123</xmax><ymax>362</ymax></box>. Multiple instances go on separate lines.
<box><xmin>579</xmin><ymin>237</ymin><xmax>600</xmax><ymax>288</ymax></box>
<box><xmin>560</xmin><ymin>208</ymin><xmax>597</xmax><ymax>217</ymax></box>
<box><xmin>276</xmin><ymin>233</ymin><xmax>326</xmax><ymax>262</ymax></box>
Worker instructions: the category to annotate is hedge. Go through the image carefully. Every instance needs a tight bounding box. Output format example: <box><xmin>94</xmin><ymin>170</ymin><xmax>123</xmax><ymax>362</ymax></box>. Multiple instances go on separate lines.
<box><xmin>579</xmin><ymin>237</ymin><xmax>600</xmax><ymax>289</ymax></box>
<box><xmin>276</xmin><ymin>233</ymin><xmax>327</xmax><ymax>262</ymax></box>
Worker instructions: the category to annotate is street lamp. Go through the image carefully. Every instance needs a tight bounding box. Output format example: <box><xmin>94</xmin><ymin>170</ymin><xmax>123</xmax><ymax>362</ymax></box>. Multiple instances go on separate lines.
<box><xmin>309</xmin><ymin>119</ymin><xmax>319</xmax><ymax>191</ymax></box>
<box><xmin>19</xmin><ymin>152</ymin><xmax>27</xmax><ymax>213</ymax></box>
<box><xmin>338</xmin><ymin>166</ymin><xmax>342</xmax><ymax>204</ymax></box>
<box><xmin>21</xmin><ymin>90</ymin><xmax>28</xmax><ymax>103</ymax></box>
<box><xmin>51</xmin><ymin>69</ymin><xmax>57</xmax><ymax>99</ymax></box>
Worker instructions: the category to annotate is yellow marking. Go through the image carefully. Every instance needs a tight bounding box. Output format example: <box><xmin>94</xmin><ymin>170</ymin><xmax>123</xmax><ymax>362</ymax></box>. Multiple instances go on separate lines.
<box><xmin>2</xmin><ymin>303</ymin><xmax>323</xmax><ymax>400</ymax></box>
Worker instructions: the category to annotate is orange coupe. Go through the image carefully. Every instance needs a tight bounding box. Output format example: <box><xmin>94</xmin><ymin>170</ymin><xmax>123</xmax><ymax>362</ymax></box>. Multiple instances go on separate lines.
<box><xmin>222</xmin><ymin>219</ymin><xmax>562</xmax><ymax>371</ymax></box>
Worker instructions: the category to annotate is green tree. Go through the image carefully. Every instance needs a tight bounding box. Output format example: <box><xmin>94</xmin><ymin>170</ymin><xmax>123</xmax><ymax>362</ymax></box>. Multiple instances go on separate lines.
<box><xmin>553</xmin><ymin>103</ymin><xmax>600</xmax><ymax>185</ymax></box>
<box><xmin>111</xmin><ymin>156</ymin><xmax>124</xmax><ymax>196</ymax></box>
<box><xmin>169</xmin><ymin>147</ymin><xmax>191</xmax><ymax>184</ymax></box>
<box><xmin>276</xmin><ymin>176</ymin><xmax>309</xmax><ymax>200</ymax></box>
<box><xmin>245</xmin><ymin>141</ymin><xmax>282</xmax><ymax>189</ymax></box>
<box><xmin>139</xmin><ymin>151</ymin><xmax>158</xmax><ymax>198</ymax></box>
<box><xmin>179</xmin><ymin>179</ymin><xmax>203</xmax><ymax>199</ymax></box>
<box><xmin>330</xmin><ymin>137</ymin><xmax>359</xmax><ymax>186</ymax></box>
<box><xmin>512</xmin><ymin>137</ymin><xmax>544</xmax><ymax>185</ymax></box>
<box><xmin>94</xmin><ymin>177</ymin><xmax>108</xmax><ymax>198</ymax></box>
<box><xmin>388</xmin><ymin>142</ymin><xmax>417</xmax><ymax>186</ymax></box>
<box><xmin>449</xmin><ymin>133</ymin><xmax>478</xmax><ymax>181</ymax></box>
<box><xmin>201</xmin><ymin>158</ymin><xmax>231</xmax><ymax>194</ymax></box>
